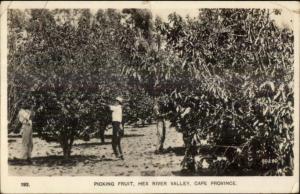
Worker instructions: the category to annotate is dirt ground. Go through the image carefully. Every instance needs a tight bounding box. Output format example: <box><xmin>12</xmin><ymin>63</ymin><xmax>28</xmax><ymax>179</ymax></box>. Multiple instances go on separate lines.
<box><xmin>8</xmin><ymin>122</ymin><xmax>187</xmax><ymax>176</ymax></box>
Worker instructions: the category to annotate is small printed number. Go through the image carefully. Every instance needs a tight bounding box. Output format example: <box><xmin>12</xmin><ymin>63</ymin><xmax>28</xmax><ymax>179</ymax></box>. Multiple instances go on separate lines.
<box><xmin>262</xmin><ymin>159</ymin><xmax>278</xmax><ymax>164</ymax></box>
<box><xmin>21</xmin><ymin>182</ymin><xmax>30</xmax><ymax>187</ymax></box>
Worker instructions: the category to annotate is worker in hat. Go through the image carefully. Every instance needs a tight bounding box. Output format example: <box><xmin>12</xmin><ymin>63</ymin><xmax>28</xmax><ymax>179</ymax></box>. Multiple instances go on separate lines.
<box><xmin>108</xmin><ymin>96</ymin><xmax>124</xmax><ymax>160</ymax></box>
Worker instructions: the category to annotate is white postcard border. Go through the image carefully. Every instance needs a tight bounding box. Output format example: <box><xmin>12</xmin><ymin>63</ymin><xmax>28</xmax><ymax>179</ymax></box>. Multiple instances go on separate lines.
<box><xmin>1</xmin><ymin>1</ymin><xmax>299</xmax><ymax>193</ymax></box>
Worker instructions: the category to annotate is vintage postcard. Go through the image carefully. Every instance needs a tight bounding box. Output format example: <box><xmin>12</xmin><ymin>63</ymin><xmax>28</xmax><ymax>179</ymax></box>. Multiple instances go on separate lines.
<box><xmin>1</xmin><ymin>1</ymin><xmax>299</xmax><ymax>193</ymax></box>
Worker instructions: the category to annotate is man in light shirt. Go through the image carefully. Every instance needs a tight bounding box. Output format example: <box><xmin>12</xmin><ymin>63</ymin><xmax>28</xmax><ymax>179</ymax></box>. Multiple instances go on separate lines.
<box><xmin>109</xmin><ymin>97</ymin><xmax>124</xmax><ymax>160</ymax></box>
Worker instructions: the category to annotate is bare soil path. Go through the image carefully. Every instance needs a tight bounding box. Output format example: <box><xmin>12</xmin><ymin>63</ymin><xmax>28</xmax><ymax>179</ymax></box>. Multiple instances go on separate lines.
<box><xmin>8</xmin><ymin>123</ymin><xmax>186</xmax><ymax>176</ymax></box>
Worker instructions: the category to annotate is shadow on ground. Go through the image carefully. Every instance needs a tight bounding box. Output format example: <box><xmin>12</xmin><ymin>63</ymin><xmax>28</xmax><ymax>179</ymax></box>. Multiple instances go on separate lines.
<box><xmin>153</xmin><ymin>145</ymin><xmax>223</xmax><ymax>157</ymax></box>
<box><xmin>151</xmin><ymin>146</ymin><xmax>186</xmax><ymax>156</ymax></box>
<box><xmin>8</xmin><ymin>139</ymin><xmax>17</xmax><ymax>143</ymax></box>
<box><xmin>51</xmin><ymin>141</ymin><xmax>111</xmax><ymax>148</ymax></box>
<box><xmin>8</xmin><ymin>155</ymin><xmax>115</xmax><ymax>167</ymax></box>
<box><xmin>8</xmin><ymin>133</ymin><xmax>144</xmax><ymax>139</ymax></box>
<box><xmin>104</xmin><ymin>134</ymin><xmax>145</xmax><ymax>138</ymax></box>
<box><xmin>73</xmin><ymin>142</ymin><xmax>111</xmax><ymax>147</ymax></box>
<box><xmin>51</xmin><ymin>134</ymin><xmax>145</xmax><ymax>148</ymax></box>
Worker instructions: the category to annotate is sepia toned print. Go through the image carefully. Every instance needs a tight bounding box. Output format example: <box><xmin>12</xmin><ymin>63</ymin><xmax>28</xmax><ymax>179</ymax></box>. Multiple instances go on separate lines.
<box><xmin>1</xmin><ymin>1</ymin><xmax>299</xmax><ymax>193</ymax></box>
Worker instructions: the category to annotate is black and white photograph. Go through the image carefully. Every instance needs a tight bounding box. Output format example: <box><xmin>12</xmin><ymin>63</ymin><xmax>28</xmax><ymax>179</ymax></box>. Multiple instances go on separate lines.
<box><xmin>1</xmin><ymin>1</ymin><xmax>299</xmax><ymax>193</ymax></box>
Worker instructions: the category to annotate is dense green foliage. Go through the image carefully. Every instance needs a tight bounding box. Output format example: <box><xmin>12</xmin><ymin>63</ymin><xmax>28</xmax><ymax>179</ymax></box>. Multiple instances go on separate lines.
<box><xmin>8</xmin><ymin>9</ymin><xmax>154</xmax><ymax>158</ymax></box>
<box><xmin>121</xmin><ymin>9</ymin><xmax>294</xmax><ymax>175</ymax></box>
<box><xmin>8</xmin><ymin>8</ymin><xmax>294</xmax><ymax>175</ymax></box>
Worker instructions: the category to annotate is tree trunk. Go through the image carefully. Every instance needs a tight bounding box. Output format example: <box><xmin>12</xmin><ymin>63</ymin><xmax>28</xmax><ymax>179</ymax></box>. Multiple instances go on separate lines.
<box><xmin>156</xmin><ymin>119</ymin><xmax>166</xmax><ymax>152</ymax></box>
<box><xmin>182</xmin><ymin>132</ymin><xmax>189</xmax><ymax>147</ymax></box>
<box><xmin>182</xmin><ymin>134</ymin><xmax>197</xmax><ymax>172</ymax></box>
<box><xmin>61</xmin><ymin>138</ymin><xmax>73</xmax><ymax>160</ymax></box>
<box><xmin>99</xmin><ymin>126</ymin><xmax>106</xmax><ymax>143</ymax></box>
<box><xmin>62</xmin><ymin>146</ymin><xmax>71</xmax><ymax>159</ymax></box>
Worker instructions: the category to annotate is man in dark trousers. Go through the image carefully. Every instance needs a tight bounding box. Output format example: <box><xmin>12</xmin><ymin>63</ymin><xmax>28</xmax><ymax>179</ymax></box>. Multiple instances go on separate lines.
<box><xmin>109</xmin><ymin>97</ymin><xmax>124</xmax><ymax>160</ymax></box>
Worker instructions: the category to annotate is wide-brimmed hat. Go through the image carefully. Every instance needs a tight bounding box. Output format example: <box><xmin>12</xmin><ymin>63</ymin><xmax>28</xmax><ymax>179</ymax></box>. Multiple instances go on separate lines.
<box><xmin>116</xmin><ymin>96</ymin><xmax>123</xmax><ymax>103</ymax></box>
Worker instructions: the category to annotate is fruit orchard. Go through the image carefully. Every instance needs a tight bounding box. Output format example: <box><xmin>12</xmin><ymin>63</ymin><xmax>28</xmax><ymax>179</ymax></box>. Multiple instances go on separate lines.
<box><xmin>8</xmin><ymin>9</ymin><xmax>294</xmax><ymax>175</ymax></box>
<box><xmin>120</xmin><ymin>9</ymin><xmax>294</xmax><ymax>175</ymax></box>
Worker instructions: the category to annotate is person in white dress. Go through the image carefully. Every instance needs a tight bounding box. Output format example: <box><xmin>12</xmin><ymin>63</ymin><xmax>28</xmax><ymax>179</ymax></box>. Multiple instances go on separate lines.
<box><xmin>18</xmin><ymin>107</ymin><xmax>33</xmax><ymax>162</ymax></box>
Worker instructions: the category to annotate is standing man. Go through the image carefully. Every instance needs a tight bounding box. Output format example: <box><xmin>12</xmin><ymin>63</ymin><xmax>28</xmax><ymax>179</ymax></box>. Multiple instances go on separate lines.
<box><xmin>109</xmin><ymin>97</ymin><xmax>124</xmax><ymax>160</ymax></box>
<box><xmin>153</xmin><ymin>98</ymin><xmax>166</xmax><ymax>153</ymax></box>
